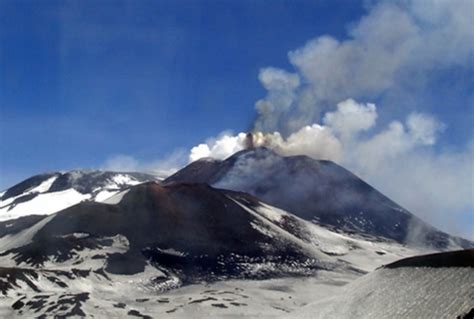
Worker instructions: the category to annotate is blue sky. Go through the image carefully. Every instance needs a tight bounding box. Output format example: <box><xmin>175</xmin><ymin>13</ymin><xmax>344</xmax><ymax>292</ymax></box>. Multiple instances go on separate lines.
<box><xmin>0</xmin><ymin>0</ymin><xmax>363</xmax><ymax>187</ymax></box>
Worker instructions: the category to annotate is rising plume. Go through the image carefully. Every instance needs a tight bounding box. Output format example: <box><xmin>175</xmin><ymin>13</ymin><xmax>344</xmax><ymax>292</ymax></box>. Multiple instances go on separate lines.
<box><xmin>188</xmin><ymin>0</ymin><xmax>474</xmax><ymax>238</ymax></box>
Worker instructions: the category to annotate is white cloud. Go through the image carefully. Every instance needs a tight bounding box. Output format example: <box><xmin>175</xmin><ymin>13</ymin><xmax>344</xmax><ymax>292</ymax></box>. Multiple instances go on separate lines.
<box><xmin>189</xmin><ymin>132</ymin><xmax>248</xmax><ymax>162</ymax></box>
<box><xmin>277</xmin><ymin>125</ymin><xmax>343</xmax><ymax>161</ymax></box>
<box><xmin>406</xmin><ymin>112</ymin><xmax>445</xmax><ymax>145</ymax></box>
<box><xmin>323</xmin><ymin>99</ymin><xmax>377</xmax><ymax>141</ymax></box>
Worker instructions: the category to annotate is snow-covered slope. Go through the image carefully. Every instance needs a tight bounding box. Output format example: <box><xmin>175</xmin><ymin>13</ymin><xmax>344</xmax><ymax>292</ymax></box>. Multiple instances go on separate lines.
<box><xmin>233</xmin><ymin>197</ymin><xmax>429</xmax><ymax>273</ymax></box>
<box><xmin>0</xmin><ymin>182</ymin><xmax>428</xmax><ymax>317</ymax></box>
<box><xmin>0</xmin><ymin>170</ymin><xmax>158</xmax><ymax>221</ymax></box>
<box><xmin>287</xmin><ymin>249</ymin><xmax>474</xmax><ymax>319</ymax></box>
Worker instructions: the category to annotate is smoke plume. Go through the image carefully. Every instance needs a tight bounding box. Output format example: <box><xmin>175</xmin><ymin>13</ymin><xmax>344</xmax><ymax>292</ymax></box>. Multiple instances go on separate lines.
<box><xmin>189</xmin><ymin>1</ymin><xmax>474</xmax><ymax>239</ymax></box>
<box><xmin>253</xmin><ymin>0</ymin><xmax>473</xmax><ymax>134</ymax></box>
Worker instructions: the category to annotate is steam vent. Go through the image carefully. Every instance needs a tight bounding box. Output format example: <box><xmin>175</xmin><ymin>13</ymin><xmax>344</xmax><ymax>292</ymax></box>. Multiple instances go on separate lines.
<box><xmin>245</xmin><ymin>132</ymin><xmax>255</xmax><ymax>149</ymax></box>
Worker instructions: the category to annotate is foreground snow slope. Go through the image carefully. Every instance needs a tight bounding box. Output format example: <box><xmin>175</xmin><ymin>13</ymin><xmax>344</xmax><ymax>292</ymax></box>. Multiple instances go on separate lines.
<box><xmin>287</xmin><ymin>249</ymin><xmax>474</xmax><ymax>319</ymax></box>
<box><xmin>1</xmin><ymin>251</ymin><xmax>470</xmax><ymax>318</ymax></box>
<box><xmin>0</xmin><ymin>270</ymin><xmax>355</xmax><ymax>319</ymax></box>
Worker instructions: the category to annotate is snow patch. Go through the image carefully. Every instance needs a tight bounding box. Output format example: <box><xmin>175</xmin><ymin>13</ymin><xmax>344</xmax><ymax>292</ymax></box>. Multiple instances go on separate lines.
<box><xmin>250</xmin><ymin>221</ymin><xmax>275</xmax><ymax>238</ymax></box>
<box><xmin>0</xmin><ymin>189</ymin><xmax>90</xmax><ymax>221</ymax></box>
<box><xmin>288</xmin><ymin>267</ymin><xmax>474</xmax><ymax>319</ymax></box>
<box><xmin>254</xmin><ymin>203</ymin><xmax>286</xmax><ymax>223</ymax></box>
<box><xmin>0</xmin><ymin>214</ymin><xmax>56</xmax><ymax>252</ymax></box>
<box><xmin>94</xmin><ymin>190</ymin><xmax>120</xmax><ymax>202</ymax></box>
<box><xmin>110</xmin><ymin>174</ymin><xmax>141</xmax><ymax>186</ymax></box>
<box><xmin>27</xmin><ymin>176</ymin><xmax>58</xmax><ymax>194</ymax></box>
<box><xmin>57</xmin><ymin>232</ymin><xmax>90</xmax><ymax>239</ymax></box>
<box><xmin>155</xmin><ymin>247</ymin><xmax>187</xmax><ymax>257</ymax></box>
<box><xmin>0</xmin><ymin>176</ymin><xmax>59</xmax><ymax>207</ymax></box>
<box><xmin>102</xmin><ymin>189</ymin><xmax>130</xmax><ymax>205</ymax></box>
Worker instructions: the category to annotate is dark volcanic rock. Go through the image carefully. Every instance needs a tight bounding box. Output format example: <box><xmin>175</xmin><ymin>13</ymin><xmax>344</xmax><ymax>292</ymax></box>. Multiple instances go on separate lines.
<box><xmin>0</xmin><ymin>268</ymin><xmax>40</xmax><ymax>294</ymax></box>
<box><xmin>384</xmin><ymin>249</ymin><xmax>474</xmax><ymax>269</ymax></box>
<box><xmin>1</xmin><ymin>235</ymin><xmax>115</xmax><ymax>267</ymax></box>
<box><xmin>457</xmin><ymin>308</ymin><xmax>474</xmax><ymax>319</ymax></box>
<box><xmin>165</xmin><ymin>147</ymin><xmax>472</xmax><ymax>249</ymax></box>
<box><xmin>0</xmin><ymin>215</ymin><xmax>47</xmax><ymax>237</ymax></box>
<box><xmin>1</xmin><ymin>173</ymin><xmax>59</xmax><ymax>201</ymax></box>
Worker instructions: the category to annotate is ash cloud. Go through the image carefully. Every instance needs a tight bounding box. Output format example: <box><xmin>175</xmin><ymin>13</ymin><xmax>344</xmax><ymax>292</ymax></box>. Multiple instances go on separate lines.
<box><xmin>253</xmin><ymin>0</ymin><xmax>474</xmax><ymax>133</ymax></box>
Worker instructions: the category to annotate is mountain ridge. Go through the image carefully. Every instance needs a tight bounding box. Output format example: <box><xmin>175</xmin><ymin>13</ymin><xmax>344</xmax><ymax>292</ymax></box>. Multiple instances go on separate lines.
<box><xmin>0</xmin><ymin>170</ymin><xmax>159</xmax><ymax>221</ymax></box>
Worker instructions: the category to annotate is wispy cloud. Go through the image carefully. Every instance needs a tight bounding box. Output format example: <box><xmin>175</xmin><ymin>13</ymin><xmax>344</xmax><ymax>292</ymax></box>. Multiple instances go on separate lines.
<box><xmin>102</xmin><ymin>149</ymin><xmax>187</xmax><ymax>179</ymax></box>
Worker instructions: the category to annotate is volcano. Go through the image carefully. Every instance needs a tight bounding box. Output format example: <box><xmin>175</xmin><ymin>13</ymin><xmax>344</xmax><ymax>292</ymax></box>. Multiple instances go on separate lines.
<box><xmin>165</xmin><ymin>147</ymin><xmax>471</xmax><ymax>249</ymax></box>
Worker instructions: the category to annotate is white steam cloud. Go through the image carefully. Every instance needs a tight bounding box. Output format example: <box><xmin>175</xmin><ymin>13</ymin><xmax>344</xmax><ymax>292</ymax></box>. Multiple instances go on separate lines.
<box><xmin>189</xmin><ymin>132</ymin><xmax>250</xmax><ymax>162</ymax></box>
<box><xmin>189</xmin><ymin>0</ymin><xmax>474</xmax><ymax>239</ymax></box>
<box><xmin>189</xmin><ymin>123</ymin><xmax>343</xmax><ymax>163</ymax></box>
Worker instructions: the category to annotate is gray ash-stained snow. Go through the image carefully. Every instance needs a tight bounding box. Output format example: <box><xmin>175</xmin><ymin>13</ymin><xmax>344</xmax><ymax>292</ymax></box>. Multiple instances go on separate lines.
<box><xmin>287</xmin><ymin>249</ymin><xmax>474</xmax><ymax>319</ymax></box>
